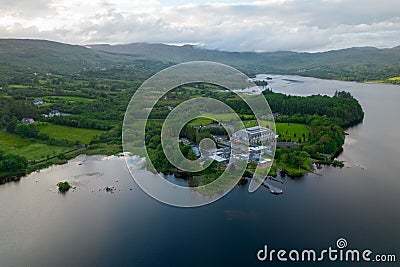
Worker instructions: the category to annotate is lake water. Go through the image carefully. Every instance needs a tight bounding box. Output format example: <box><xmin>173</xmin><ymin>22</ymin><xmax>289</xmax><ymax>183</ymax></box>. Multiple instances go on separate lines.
<box><xmin>0</xmin><ymin>76</ymin><xmax>399</xmax><ymax>266</ymax></box>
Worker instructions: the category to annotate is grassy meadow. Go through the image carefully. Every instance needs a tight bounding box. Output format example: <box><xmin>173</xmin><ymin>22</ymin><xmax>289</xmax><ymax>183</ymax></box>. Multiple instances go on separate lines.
<box><xmin>37</xmin><ymin>123</ymin><xmax>106</xmax><ymax>144</ymax></box>
<box><xmin>0</xmin><ymin>130</ymin><xmax>71</xmax><ymax>161</ymax></box>
<box><xmin>275</xmin><ymin>123</ymin><xmax>309</xmax><ymax>142</ymax></box>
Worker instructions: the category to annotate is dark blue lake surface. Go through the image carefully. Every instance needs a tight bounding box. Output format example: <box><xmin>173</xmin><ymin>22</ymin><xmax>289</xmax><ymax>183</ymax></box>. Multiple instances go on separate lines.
<box><xmin>0</xmin><ymin>76</ymin><xmax>399</xmax><ymax>266</ymax></box>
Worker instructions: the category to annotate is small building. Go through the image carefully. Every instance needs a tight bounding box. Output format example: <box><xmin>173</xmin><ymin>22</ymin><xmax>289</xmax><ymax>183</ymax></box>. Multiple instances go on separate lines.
<box><xmin>259</xmin><ymin>158</ymin><xmax>272</xmax><ymax>164</ymax></box>
<box><xmin>32</xmin><ymin>99</ymin><xmax>45</xmax><ymax>106</ymax></box>
<box><xmin>208</xmin><ymin>154</ymin><xmax>228</xmax><ymax>163</ymax></box>
<box><xmin>203</xmin><ymin>147</ymin><xmax>230</xmax><ymax>163</ymax></box>
<box><xmin>49</xmin><ymin>110</ymin><xmax>60</xmax><ymax>117</ymax></box>
<box><xmin>234</xmin><ymin>126</ymin><xmax>276</xmax><ymax>144</ymax></box>
<box><xmin>272</xmin><ymin>112</ymin><xmax>280</xmax><ymax>118</ymax></box>
<box><xmin>21</xmin><ymin>118</ymin><xmax>35</xmax><ymax>124</ymax></box>
<box><xmin>179</xmin><ymin>138</ymin><xmax>191</xmax><ymax>145</ymax></box>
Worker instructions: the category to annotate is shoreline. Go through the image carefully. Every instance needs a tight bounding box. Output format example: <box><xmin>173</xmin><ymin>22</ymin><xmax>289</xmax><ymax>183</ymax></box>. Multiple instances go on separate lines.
<box><xmin>0</xmin><ymin>149</ymin><xmax>347</xmax><ymax>187</ymax></box>
<box><xmin>252</xmin><ymin>73</ymin><xmax>400</xmax><ymax>86</ymax></box>
<box><xmin>0</xmin><ymin>144</ymin><xmax>121</xmax><ymax>185</ymax></box>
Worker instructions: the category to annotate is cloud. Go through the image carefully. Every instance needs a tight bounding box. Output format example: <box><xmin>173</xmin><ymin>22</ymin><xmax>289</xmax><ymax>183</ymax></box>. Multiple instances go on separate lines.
<box><xmin>0</xmin><ymin>0</ymin><xmax>399</xmax><ymax>52</ymax></box>
<box><xmin>0</xmin><ymin>0</ymin><xmax>55</xmax><ymax>18</ymax></box>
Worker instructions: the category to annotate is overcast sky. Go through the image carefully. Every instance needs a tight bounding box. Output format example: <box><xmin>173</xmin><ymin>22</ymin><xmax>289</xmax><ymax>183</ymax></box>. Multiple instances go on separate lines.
<box><xmin>0</xmin><ymin>0</ymin><xmax>399</xmax><ymax>52</ymax></box>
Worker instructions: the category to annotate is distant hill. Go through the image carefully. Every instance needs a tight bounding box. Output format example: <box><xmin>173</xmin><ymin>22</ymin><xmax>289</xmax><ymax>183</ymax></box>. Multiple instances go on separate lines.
<box><xmin>87</xmin><ymin>43</ymin><xmax>265</xmax><ymax>65</ymax></box>
<box><xmin>0</xmin><ymin>39</ymin><xmax>140</xmax><ymax>76</ymax></box>
<box><xmin>89</xmin><ymin>43</ymin><xmax>400</xmax><ymax>81</ymax></box>
<box><xmin>0</xmin><ymin>39</ymin><xmax>399</xmax><ymax>82</ymax></box>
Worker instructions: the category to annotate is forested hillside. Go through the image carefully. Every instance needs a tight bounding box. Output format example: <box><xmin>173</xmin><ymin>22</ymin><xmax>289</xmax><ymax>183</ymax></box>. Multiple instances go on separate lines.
<box><xmin>90</xmin><ymin>43</ymin><xmax>400</xmax><ymax>82</ymax></box>
<box><xmin>0</xmin><ymin>39</ymin><xmax>399</xmax><ymax>83</ymax></box>
<box><xmin>0</xmin><ymin>39</ymin><xmax>158</xmax><ymax>84</ymax></box>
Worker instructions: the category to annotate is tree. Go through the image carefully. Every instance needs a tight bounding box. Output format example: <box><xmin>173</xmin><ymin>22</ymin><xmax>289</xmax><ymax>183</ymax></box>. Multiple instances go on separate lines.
<box><xmin>0</xmin><ymin>152</ymin><xmax>28</xmax><ymax>172</ymax></box>
<box><xmin>6</xmin><ymin>120</ymin><xmax>17</xmax><ymax>133</ymax></box>
<box><xmin>57</xmin><ymin>181</ymin><xmax>72</xmax><ymax>192</ymax></box>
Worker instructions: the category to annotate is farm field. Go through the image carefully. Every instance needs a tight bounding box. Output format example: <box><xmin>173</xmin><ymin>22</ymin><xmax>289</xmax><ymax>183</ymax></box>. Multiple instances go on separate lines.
<box><xmin>37</xmin><ymin>123</ymin><xmax>106</xmax><ymax>144</ymax></box>
<box><xmin>43</xmin><ymin>96</ymin><xmax>95</xmax><ymax>103</ymax></box>
<box><xmin>0</xmin><ymin>130</ymin><xmax>71</xmax><ymax>161</ymax></box>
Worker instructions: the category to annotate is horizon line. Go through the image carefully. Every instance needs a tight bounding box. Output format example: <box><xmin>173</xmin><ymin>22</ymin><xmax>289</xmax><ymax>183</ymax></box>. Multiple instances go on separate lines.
<box><xmin>0</xmin><ymin>37</ymin><xmax>399</xmax><ymax>54</ymax></box>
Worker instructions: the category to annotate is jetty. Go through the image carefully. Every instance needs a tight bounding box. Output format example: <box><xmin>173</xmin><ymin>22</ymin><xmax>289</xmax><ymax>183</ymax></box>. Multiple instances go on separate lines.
<box><xmin>262</xmin><ymin>180</ymin><xmax>283</xmax><ymax>194</ymax></box>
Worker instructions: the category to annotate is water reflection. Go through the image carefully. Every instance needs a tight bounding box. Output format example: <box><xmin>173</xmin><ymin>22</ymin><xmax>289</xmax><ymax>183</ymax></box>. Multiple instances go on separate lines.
<box><xmin>1</xmin><ymin>76</ymin><xmax>399</xmax><ymax>266</ymax></box>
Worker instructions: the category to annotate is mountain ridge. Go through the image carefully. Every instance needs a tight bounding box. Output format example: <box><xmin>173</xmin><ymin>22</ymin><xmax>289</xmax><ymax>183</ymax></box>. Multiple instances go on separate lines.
<box><xmin>88</xmin><ymin>42</ymin><xmax>400</xmax><ymax>80</ymax></box>
<box><xmin>1</xmin><ymin>38</ymin><xmax>399</xmax><ymax>82</ymax></box>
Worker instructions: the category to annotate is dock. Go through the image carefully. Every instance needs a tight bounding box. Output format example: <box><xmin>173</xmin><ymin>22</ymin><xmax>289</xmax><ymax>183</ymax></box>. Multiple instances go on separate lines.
<box><xmin>262</xmin><ymin>180</ymin><xmax>283</xmax><ymax>194</ymax></box>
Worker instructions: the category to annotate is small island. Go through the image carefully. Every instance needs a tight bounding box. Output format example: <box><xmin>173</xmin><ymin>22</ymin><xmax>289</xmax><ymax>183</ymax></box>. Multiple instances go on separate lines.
<box><xmin>57</xmin><ymin>181</ymin><xmax>72</xmax><ymax>193</ymax></box>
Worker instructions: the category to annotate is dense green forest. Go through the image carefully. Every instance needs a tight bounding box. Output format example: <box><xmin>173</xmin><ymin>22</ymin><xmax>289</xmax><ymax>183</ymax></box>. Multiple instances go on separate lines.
<box><xmin>0</xmin><ymin>150</ymin><xmax>27</xmax><ymax>175</ymax></box>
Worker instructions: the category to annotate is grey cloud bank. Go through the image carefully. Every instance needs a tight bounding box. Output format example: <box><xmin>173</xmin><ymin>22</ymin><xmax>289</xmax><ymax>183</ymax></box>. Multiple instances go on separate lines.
<box><xmin>0</xmin><ymin>0</ymin><xmax>399</xmax><ymax>52</ymax></box>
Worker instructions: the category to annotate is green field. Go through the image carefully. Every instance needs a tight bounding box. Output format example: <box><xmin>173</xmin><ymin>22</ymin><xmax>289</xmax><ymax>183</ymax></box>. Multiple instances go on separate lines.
<box><xmin>186</xmin><ymin>114</ymin><xmax>255</xmax><ymax>127</ymax></box>
<box><xmin>38</xmin><ymin>123</ymin><xmax>106</xmax><ymax>144</ymax></box>
<box><xmin>245</xmin><ymin>120</ymin><xmax>309</xmax><ymax>142</ymax></box>
<box><xmin>187</xmin><ymin>117</ymin><xmax>309</xmax><ymax>143</ymax></box>
<box><xmin>0</xmin><ymin>131</ymin><xmax>70</xmax><ymax>161</ymax></box>
<box><xmin>43</xmin><ymin>96</ymin><xmax>94</xmax><ymax>103</ymax></box>
<box><xmin>244</xmin><ymin>120</ymin><xmax>257</xmax><ymax>128</ymax></box>
<box><xmin>187</xmin><ymin>117</ymin><xmax>215</xmax><ymax>126</ymax></box>
<box><xmin>8</xmin><ymin>85</ymin><xmax>30</xmax><ymax>89</ymax></box>
<box><xmin>275</xmin><ymin>122</ymin><xmax>309</xmax><ymax>142</ymax></box>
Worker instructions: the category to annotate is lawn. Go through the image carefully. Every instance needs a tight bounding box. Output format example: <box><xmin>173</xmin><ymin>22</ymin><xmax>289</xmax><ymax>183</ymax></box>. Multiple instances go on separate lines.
<box><xmin>244</xmin><ymin>120</ymin><xmax>257</xmax><ymax>128</ymax></box>
<box><xmin>275</xmin><ymin>122</ymin><xmax>309</xmax><ymax>142</ymax></box>
<box><xmin>200</xmin><ymin>113</ymin><xmax>253</xmax><ymax>122</ymax></box>
<box><xmin>0</xmin><ymin>131</ymin><xmax>71</xmax><ymax>161</ymax></box>
<box><xmin>188</xmin><ymin>117</ymin><xmax>309</xmax><ymax>142</ymax></box>
<box><xmin>38</xmin><ymin>123</ymin><xmax>106</xmax><ymax>144</ymax></box>
<box><xmin>245</xmin><ymin>120</ymin><xmax>309</xmax><ymax>142</ymax></box>
<box><xmin>187</xmin><ymin>117</ymin><xmax>215</xmax><ymax>126</ymax></box>
<box><xmin>8</xmin><ymin>85</ymin><xmax>30</xmax><ymax>89</ymax></box>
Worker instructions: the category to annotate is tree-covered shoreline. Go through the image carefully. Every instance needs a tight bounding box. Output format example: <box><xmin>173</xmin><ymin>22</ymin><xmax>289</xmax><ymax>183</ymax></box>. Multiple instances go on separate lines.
<box><xmin>0</xmin><ymin>48</ymin><xmax>364</xmax><ymax>182</ymax></box>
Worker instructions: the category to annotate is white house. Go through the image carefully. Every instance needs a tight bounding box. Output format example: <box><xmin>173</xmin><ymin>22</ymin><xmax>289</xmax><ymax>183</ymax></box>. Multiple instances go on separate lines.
<box><xmin>233</xmin><ymin>126</ymin><xmax>276</xmax><ymax>144</ymax></box>
<box><xmin>32</xmin><ymin>99</ymin><xmax>45</xmax><ymax>106</ymax></box>
<box><xmin>21</xmin><ymin>118</ymin><xmax>35</xmax><ymax>124</ymax></box>
<box><xmin>49</xmin><ymin>110</ymin><xmax>60</xmax><ymax>117</ymax></box>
